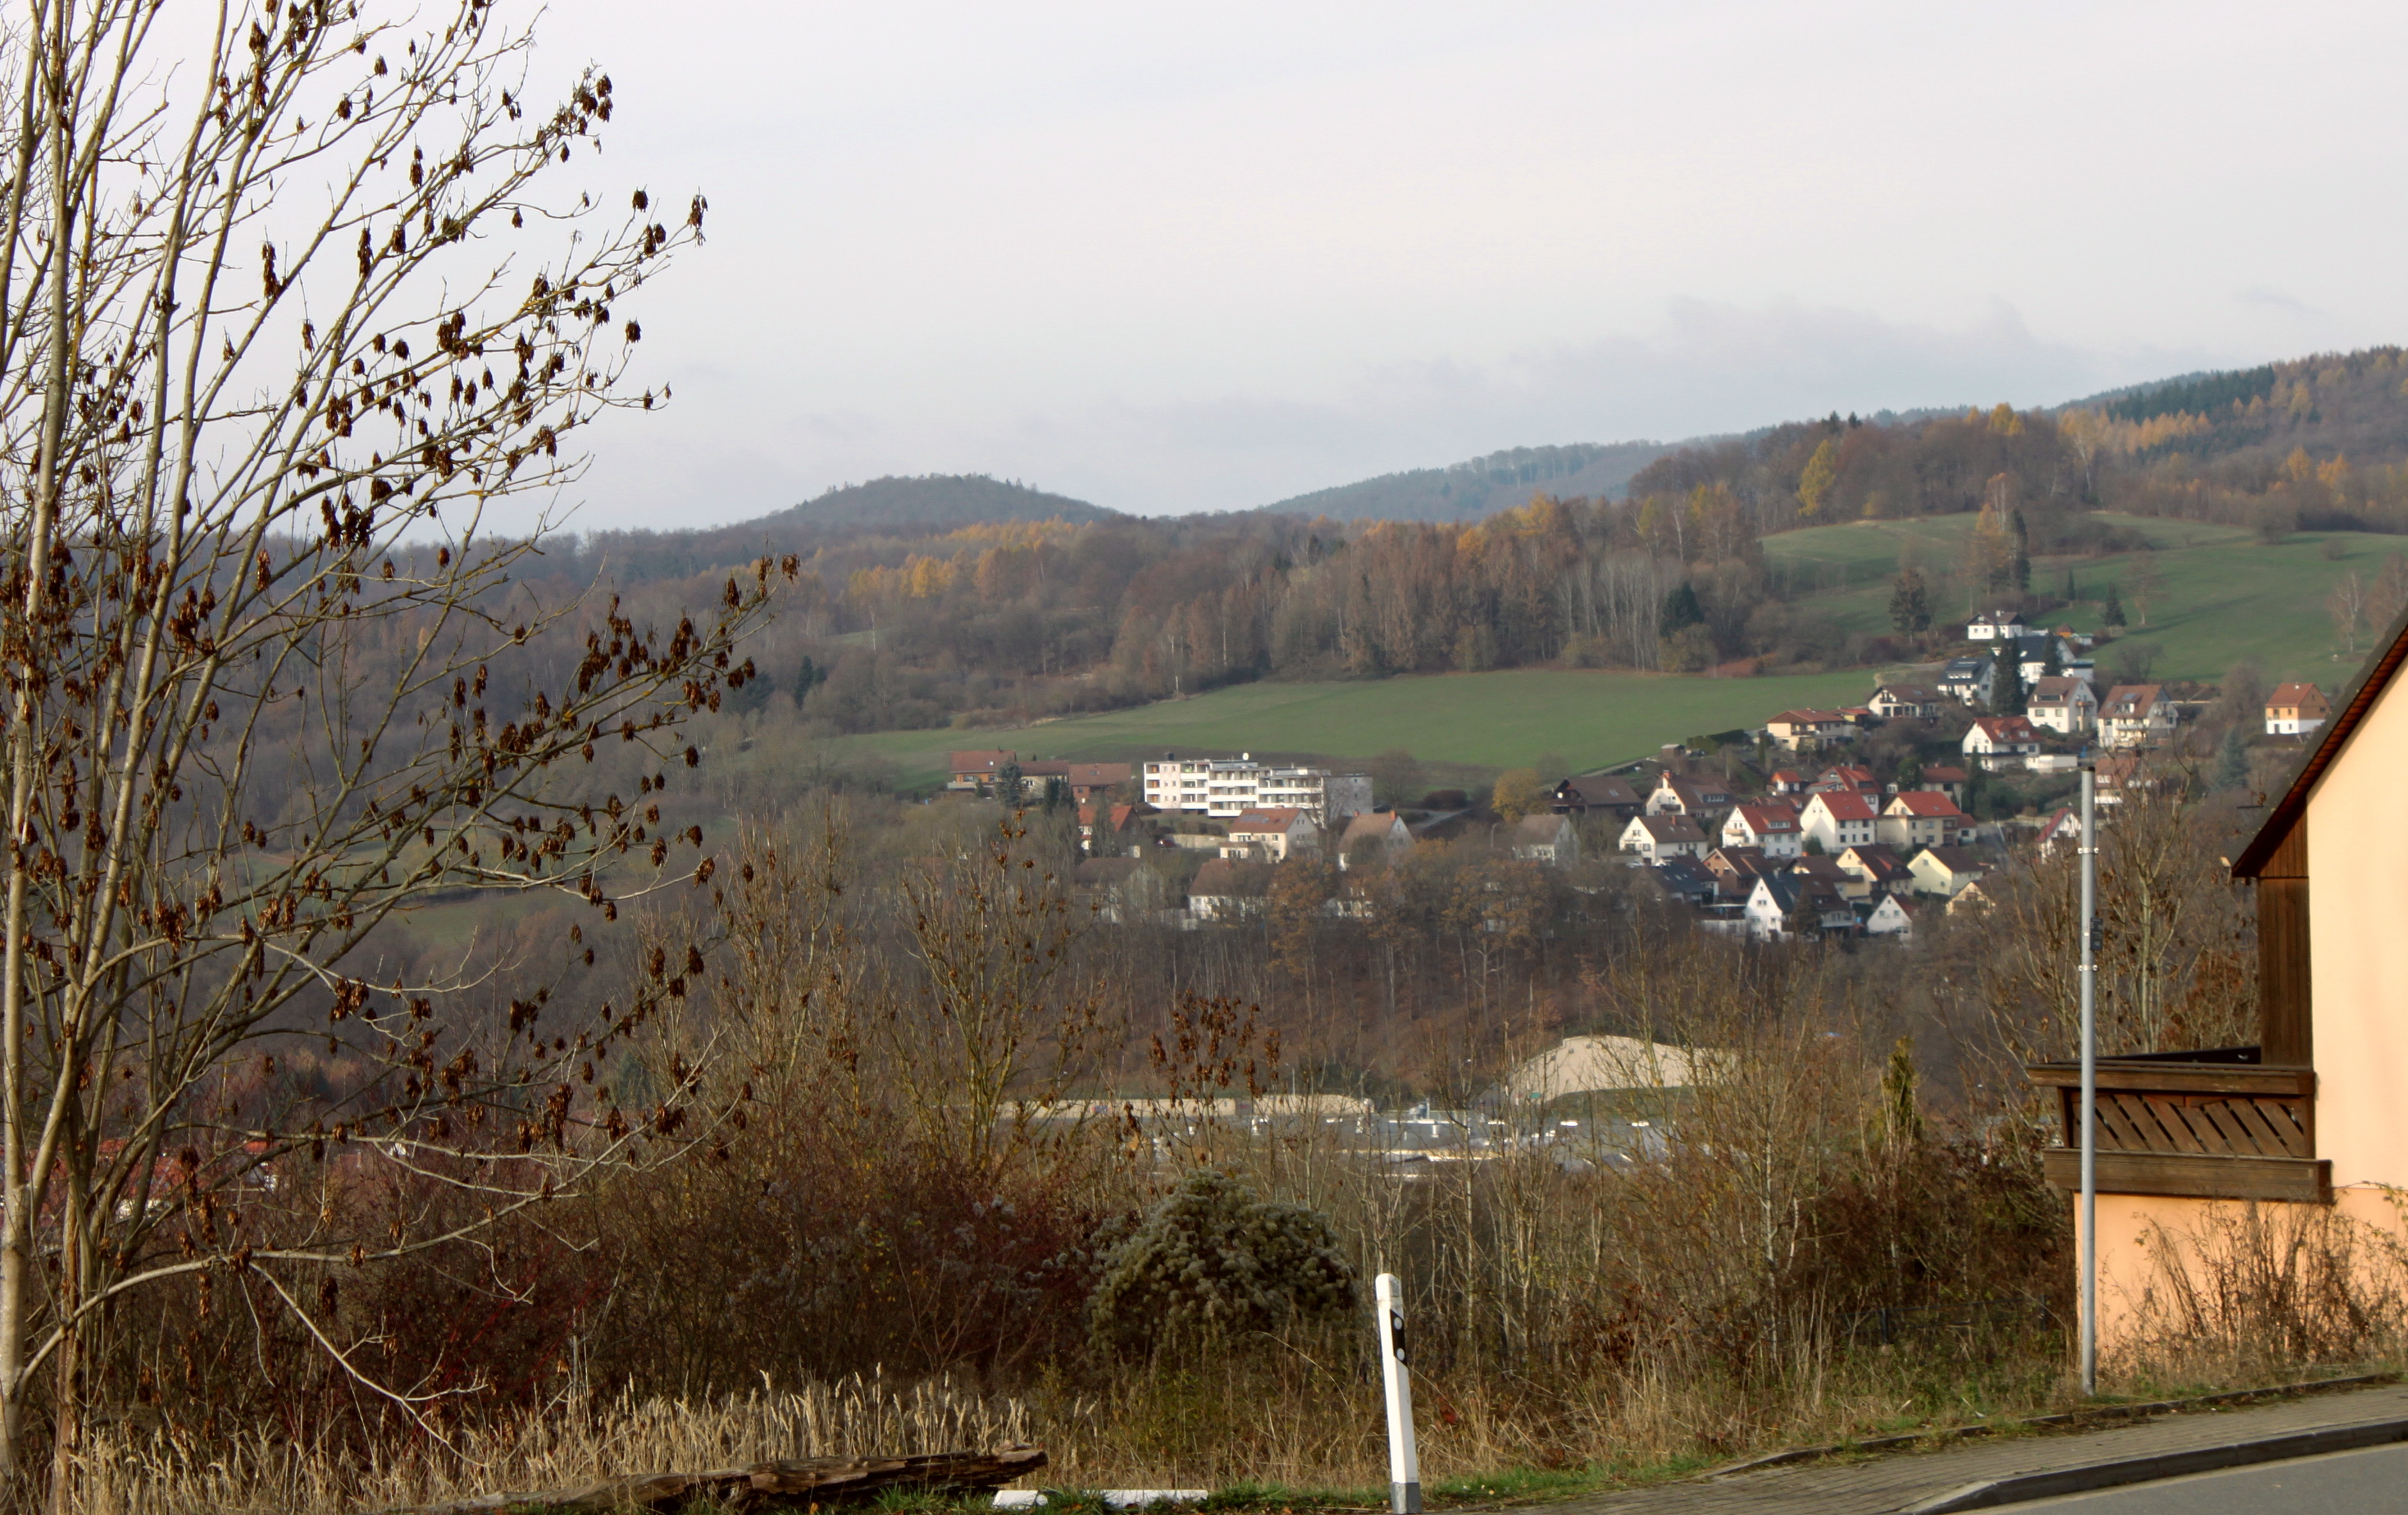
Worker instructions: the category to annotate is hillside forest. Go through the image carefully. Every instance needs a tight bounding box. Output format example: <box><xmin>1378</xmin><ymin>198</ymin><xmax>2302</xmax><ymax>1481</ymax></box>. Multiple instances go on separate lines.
<box><xmin>573</xmin><ymin>347</ymin><xmax>2408</xmax><ymax>739</ymax></box>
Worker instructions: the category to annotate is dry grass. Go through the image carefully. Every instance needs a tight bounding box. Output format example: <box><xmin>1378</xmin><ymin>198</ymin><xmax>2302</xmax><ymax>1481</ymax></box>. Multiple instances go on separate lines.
<box><xmin>70</xmin><ymin>1373</ymin><xmax>1036</xmax><ymax>1515</ymax></box>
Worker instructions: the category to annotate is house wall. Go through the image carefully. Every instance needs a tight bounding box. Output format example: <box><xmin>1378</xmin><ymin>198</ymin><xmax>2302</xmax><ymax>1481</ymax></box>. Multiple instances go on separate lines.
<box><xmin>2307</xmin><ymin>667</ymin><xmax>2408</xmax><ymax>1192</ymax></box>
<box><xmin>2083</xmin><ymin>663</ymin><xmax>2408</xmax><ymax>1349</ymax></box>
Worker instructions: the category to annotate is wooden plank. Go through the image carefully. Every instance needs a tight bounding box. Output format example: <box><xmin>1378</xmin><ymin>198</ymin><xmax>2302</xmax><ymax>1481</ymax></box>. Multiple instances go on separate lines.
<box><xmin>2197</xmin><ymin>1098</ymin><xmax>2264</xmax><ymax>1156</ymax></box>
<box><xmin>2111</xmin><ymin>1092</ymin><xmax>2188</xmax><ymax>1154</ymax></box>
<box><xmin>2041</xmin><ymin>1148</ymin><xmax>2333</xmax><ymax>1204</ymax></box>
<box><xmin>2027</xmin><ymin>1061</ymin><xmax>2315</xmax><ymax>1097</ymax></box>
<box><xmin>2258</xmin><ymin>873</ymin><xmax>2313</xmax><ymax>1067</ymax></box>
<box><xmin>2091</xmin><ymin>1094</ymin><xmax>2154</xmax><ymax>1154</ymax></box>
<box><xmin>2168</xmin><ymin>1097</ymin><xmax>2235</xmax><ymax>1156</ymax></box>
<box><xmin>2223</xmin><ymin>1097</ymin><xmax>2296</xmax><ymax>1158</ymax></box>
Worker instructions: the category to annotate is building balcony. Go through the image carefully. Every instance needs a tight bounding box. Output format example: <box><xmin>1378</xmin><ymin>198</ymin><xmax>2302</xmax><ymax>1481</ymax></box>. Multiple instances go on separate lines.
<box><xmin>2026</xmin><ymin>1047</ymin><xmax>2329</xmax><ymax>1204</ymax></box>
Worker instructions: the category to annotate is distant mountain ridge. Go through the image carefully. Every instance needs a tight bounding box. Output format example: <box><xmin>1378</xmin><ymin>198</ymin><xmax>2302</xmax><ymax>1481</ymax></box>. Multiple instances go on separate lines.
<box><xmin>772</xmin><ymin>473</ymin><xmax>1121</xmax><ymax>529</ymax></box>
<box><xmin>1257</xmin><ymin>440</ymin><xmax>1678</xmax><ymax>522</ymax></box>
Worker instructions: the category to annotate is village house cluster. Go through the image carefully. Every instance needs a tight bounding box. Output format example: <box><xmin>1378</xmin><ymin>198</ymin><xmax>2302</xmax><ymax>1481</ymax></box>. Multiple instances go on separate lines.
<box><xmin>949</xmin><ymin>607</ymin><xmax>2331</xmax><ymax>940</ymax></box>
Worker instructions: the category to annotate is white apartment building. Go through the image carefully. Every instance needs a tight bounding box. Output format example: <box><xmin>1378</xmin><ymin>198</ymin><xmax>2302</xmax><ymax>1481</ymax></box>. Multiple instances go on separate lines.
<box><xmin>1142</xmin><ymin>753</ymin><xmax>1372</xmax><ymax>825</ymax></box>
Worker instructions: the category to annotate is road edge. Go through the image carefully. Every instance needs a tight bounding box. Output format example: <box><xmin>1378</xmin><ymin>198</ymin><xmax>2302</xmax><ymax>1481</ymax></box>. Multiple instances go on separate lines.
<box><xmin>1897</xmin><ymin>1414</ymin><xmax>2408</xmax><ymax>1512</ymax></box>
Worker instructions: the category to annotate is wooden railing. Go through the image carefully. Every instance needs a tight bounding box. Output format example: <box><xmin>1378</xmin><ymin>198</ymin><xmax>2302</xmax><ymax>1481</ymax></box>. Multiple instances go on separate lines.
<box><xmin>2026</xmin><ymin>1048</ymin><xmax>2330</xmax><ymax>1204</ymax></box>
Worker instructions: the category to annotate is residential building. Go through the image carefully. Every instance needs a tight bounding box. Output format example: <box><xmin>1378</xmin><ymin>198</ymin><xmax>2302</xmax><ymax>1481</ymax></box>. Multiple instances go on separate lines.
<box><xmin>1188</xmin><ymin>858</ymin><xmax>1273</xmax><ymax>922</ymax></box>
<box><xmin>1906</xmin><ymin>845</ymin><xmax>1989</xmax><ymax>898</ymax></box>
<box><xmin>1867</xmin><ymin>684</ymin><xmax>1945</xmax><ymax>720</ymax></box>
<box><xmin>1963</xmin><ymin>715</ymin><xmax>2044</xmax><ymax>771</ymax></box>
<box><xmin>948</xmin><ymin>749</ymin><xmax>1017</xmax><ymax>791</ymax></box>
<box><xmin>1945</xmin><ymin>879</ymin><xmax>1996</xmax><ymax>915</ymax></box>
<box><xmin>1720</xmin><ymin>803</ymin><xmax>1803</xmax><ymax>858</ymax></box>
<box><xmin>1704</xmin><ymin>846</ymin><xmax>1780</xmax><ymax>894</ymax></box>
<box><xmin>1063</xmin><ymin>762</ymin><xmax>1133</xmax><ymax>801</ymax></box>
<box><xmin>2026</xmin><ymin>676</ymin><xmax>2099</xmax><ymax>735</ymax></box>
<box><xmin>1862</xmin><ymin>892</ymin><xmax>1915</xmax><ymax>938</ymax></box>
<box><xmin>1835</xmin><ymin>843</ymin><xmax>1913</xmax><ymax>901</ymax></box>
<box><xmin>1142</xmin><ymin>753</ymin><xmax>1371</xmax><ymax>823</ymax></box>
<box><xmin>1809</xmin><ymin>764</ymin><xmax>1880</xmax><ymax>796</ymax></box>
<box><xmin>2035</xmin><ymin>807</ymin><xmax>2083</xmax><ymax>858</ymax></box>
<box><xmin>1550</xmin><ymin>774</ymin><xmax>1644</xmax><ymax>819</ymax></box>
<box><xmin>1619</xmin><ymin>813</ymin><xmax>1709</xmax><ymax>864</ymax></box>
<box><xmin>1878</xmin><ymin>792</ymin><xmax>1972</xmax><ymax>852</ymax></box>
<box><xmin>1765</xmin><ymin>708</ymin><xmax>1858</xmax><ymax>751</ymax></box>
<box><xmin>1912</xmin><ymin>766</ymin><xmax>1969</xmax><ymax>804</ymax></box>
<box><xmin>1077</xmin><ymin>801</ymin><xmax>1141</xmax><ymax>856</ymax></box>
<box><xmin>1767</xmin><ymin>769</ymin><xmax>1808</xmax><ymax>796</ymax></box>
<box><xmin>1742</xmin><ymin>873</ymin><xmax>1856</xmax><ymax>940</ymax></box>
<box><xmin>1224</xmin><ymin>808</ymin><xmax>1318</xmax><ymax>862</ymax></box>
<box><xmin>2097</xmin><ymin>684</ymin><xmax>2177</xmax><ymax>748</ymax></box>
<box><xmin>1648</xmin><ymin>855</ymin><xmax>1721</xmax><ymax>906</ymax></box>
<box><xmin>2265</xmin><ymin>682</ymin><xmax>2331</xmax><ymax>737</ymax></box>
<box><xmin>1509</xmin><ymin>813</ymin><xmax>1579</xmax><ymax>865</ymax></box>
<box><xmin>2009</xmin><ymin>632</ymin><xmax>2095</xmax><ymax>687</ymax></box>
<box><xmin>1966</xmin><ymin>609</ymin><xmax>2029</xmax><ymax>641</ymax></box>
<box><xmin>1937</xmin><ymin>655</ymin><xmax>1996</xmax><ymax>706</ymax></box>
<box><xmin>1798</xmin><ymin>791</ymin><xmax>1880</xmax><ymax>853</ymax></box>
<box><xmin>1644</xmin><ymin>772</ymin><xmax>1737</xmax><ymax>824</ymax></box>
<box><xmin>1336</xmin><ymin>810</ymin><xmax>1413</xmax><ymax>869</ymax></box>
<box><xmin>2031</xmin><ymin>603</ymin><xmax>2407</xmax><ymax>1349</ymax></box>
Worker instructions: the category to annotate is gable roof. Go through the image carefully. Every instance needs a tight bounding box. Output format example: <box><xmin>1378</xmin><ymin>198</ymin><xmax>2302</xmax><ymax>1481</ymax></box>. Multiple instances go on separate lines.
<box><xmin>2265</xmin><ymin>682</ymin><xmax>2330</xmax><ymax>713</ymax></box>
<box><xmin>1340</xmin><ymin>810</ymin><xmax>1409</xmax><ymax>846</ymax></box>
<box><xmin>1730</xmin><ymin>803</ymin><xmax>1801</xmax><ymax>833</ymax></box>
<box><xmin>1920</xmin><ymin>765</ymin><xmax>1969</xmax><ymax>783</ymax></box>
<box><xmin>950</xmin><ymin>749</ymin><xmax>1015</xmax><ymax>773</ymax></box>
<box><xmin>1838</xmin><ymin>843</ymin><xmax>1913</xmax><ymax>880</ymax></box>
<box><xmin>1229</xmin><ymin>807</ymin><xmax>1307</xmax><ymax>832</ymax></box>
<box><xmin>1915</xmin><ymin>845</ymin><xmax>1988</xmax><ymax>875</ymax></box>
<box><xmin>1803</xmin><ymin>791</ymin><xmax>1879</xmax><ymax>823</ymax></box>
<box><xmin>2099</xmin><ymin>684</ymin><xmax>2166</xmax><ymax>719</ymax></box>
<box><xmin>1555</xmin><ymin>774</ymin><xmax>1641</xmax><ymax>807</ymax></box>
<box><xmin>2029</xmin><ymin>676</ymin><xmax>2092</xmax><ymax>704</ymax></box>
<box><xmin>2234</xmin><ymin>600</ymin><xmax>2408</xmax><ymax>877</ymax></box>
<box><xmin>1872</xmin><ymin>683</ymin><xmax>1940</xmax><ymax>703</ymax></box>
<box><xmin>1512</xmin><ymin>813</ymin><xmax>1573</xmax><ymax>842</ymax></box>
<box><xmin>1885</xmin><ymin>791</ymin><xmax>1966</xmax><ymax>819</ymax></box>
<box><xmin>1630</xmin><ymin>813</ymin><xmax>1707</xmax><ymax>843</ymax></box>
<box><xmin>1189</xmin><ymin>858</ymin><xmax>1272</xmax><ymax>898</ymax></box>
<box><xmin>1968</xmin><ymin>716</ymin><xmax>2040</xmax><ymax>742</ymax></box>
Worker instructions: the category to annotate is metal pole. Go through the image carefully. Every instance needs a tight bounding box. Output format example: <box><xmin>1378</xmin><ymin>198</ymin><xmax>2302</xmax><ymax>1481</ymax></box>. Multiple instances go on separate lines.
<box><xmin>1374</xmin><ymin>1273</ymin><xmax>1421</xmax><ymax>1514</ymax></box>
<box><xmin>2078</xmin><ymin>753</ymin><xmax>2099</xmax><ymax>1396</ymax></box>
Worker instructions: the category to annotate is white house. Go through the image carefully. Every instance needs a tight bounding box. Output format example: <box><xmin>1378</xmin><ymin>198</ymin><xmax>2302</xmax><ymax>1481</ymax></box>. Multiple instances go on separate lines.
<box><xmin>1509</xmin><ymin>812</ymin><xmax>1579</xmax><ymax>865</ymax></box>
<box><xmin>1764</xmin><ymin>709</ymin><xmax>1858</xmax><ymax>752</ymax></box>
<box><xmin>1906</xmin><ymin>845</ymin><xmax>1990</xmax><ymax>899</ymax></box>
<box><xmin>1937</xmin><ymin>655</ymin><xmax>1996</xmax><ymax>706</ymax></box>
<box><xmin>1224</xmin><ymin>807</ymin><xmax>1318</xmax><ymax>862</ymax></box>
<box><xmin>1967</xmin><ymin>609</ymin><xmax>2029</xmax><ymax>641</ymax></box>
<box><xmin>2026</xmin><ymin>676</ymin><xmax>2099</xmax><ymax>735</ymax></box>
<box><xmin>1619</xmin><ymin>813</ymin><xmax>1709</xmax><ymax>864</ymax></box>
<box><xmin>1862</xmin><ymin>892</ymin><xmax>1915</xmax><ymax>939</ymax></box>
<box><xmin>1963</xmin><ymin>715</ymin><xmax>2044</xmax><ymax>771</ymax></box>
<box><xmin>2265</xmin><ymin>682</ymin><xmax>2330</xmax><ymax>737</ymax></box>
<box><xmin>1720</xmin><ymin>803</ymin><xmax>1804</xmax><ymax>858</ymax></box>
<box><xmin>1336</xmin><ymin>810</ymin><xmax>1413</xmax><ymax>869</ymax></box>
<box><xmin>1188</xmin><ymin>858</ymin><xmax>1272</xmax><ymax>921</ymax></box>
<box><xmin>1878</xmin><ymin>792</ymin><xmax>1972</xmax><ymax>852</ymax></box>
<box><xmin>1868</xmin><ymin>684</ymin><xmax>1944</xmax><ymax>720</ymax></box>
<box><xmin>1742</xmin><ymin>874</ymin><xmax>1856</xmax><ymax>940</ymax></box>
<box><xmin>1646</xmin><ymin>771</ymin><xmax>1737</xmax><ymax>821</ymax></box>
<box><xmin>2097</xmin><ymin>684</ymin><xmax>2177</xmax><ymax>748</ymax></box>
<box><xmin>1798</xmin><ymin>791</ymin><xmax>1880</xmax><ymax>854</ymax></box>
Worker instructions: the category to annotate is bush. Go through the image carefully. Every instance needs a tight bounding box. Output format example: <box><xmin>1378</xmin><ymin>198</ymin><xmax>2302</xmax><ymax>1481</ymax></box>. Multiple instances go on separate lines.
<box><xmin>1088</xmin><ymin>1169</ymin><xmax>1358</xmax><ymax>1354</ymax></box>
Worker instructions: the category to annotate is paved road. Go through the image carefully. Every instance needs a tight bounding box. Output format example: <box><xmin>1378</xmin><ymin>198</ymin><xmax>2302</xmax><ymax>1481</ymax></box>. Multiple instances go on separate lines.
<box><xmin>2017</xmin><ymin>1441</ymin><xmax>2408</xmax><ymax>1512</ymax></box>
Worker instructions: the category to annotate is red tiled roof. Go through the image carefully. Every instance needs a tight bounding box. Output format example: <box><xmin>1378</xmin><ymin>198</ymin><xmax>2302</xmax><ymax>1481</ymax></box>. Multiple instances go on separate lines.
<box><xmin>1807</xmin><ymin>792</ymin><xmax>1880</xmax><ymax>822</ymax></box>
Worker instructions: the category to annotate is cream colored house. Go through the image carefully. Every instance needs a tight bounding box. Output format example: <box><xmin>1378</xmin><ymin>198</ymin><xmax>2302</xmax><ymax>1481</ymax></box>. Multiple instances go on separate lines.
<box><xmin>2263</xmin><ymin>682</ymin><xmax>2330</xmax><ymax>737</ymax></box>
<box><xmin>2031</xmin><ymin>609</ymin><xmax>2408</xmax><ymax>1344</ymax></box>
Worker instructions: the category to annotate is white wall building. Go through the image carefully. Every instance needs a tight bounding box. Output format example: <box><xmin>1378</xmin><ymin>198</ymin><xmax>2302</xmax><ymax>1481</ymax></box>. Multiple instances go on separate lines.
<box><xmin>1142</xmin><ymin>754</ymin><xmax>1371</xmax><ymax>824</ymax></box>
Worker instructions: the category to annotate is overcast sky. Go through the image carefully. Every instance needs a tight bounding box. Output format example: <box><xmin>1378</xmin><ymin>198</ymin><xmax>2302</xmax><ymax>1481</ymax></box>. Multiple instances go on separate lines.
<box><xmin>537</xmin><ymin>1</ymin><xmax>2408</xmax><ymax>528</ymax></box>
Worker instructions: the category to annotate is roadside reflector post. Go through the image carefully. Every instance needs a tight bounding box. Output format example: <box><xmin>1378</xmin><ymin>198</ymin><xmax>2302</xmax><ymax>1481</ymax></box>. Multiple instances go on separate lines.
<box><xmin>1375</xmin><ymin>1272</ymin><xmax>1421</xmax><ymax>1514</ymax></box>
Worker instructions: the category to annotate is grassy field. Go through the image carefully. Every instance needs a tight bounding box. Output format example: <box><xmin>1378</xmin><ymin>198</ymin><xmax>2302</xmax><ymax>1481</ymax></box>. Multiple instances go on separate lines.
<box><xmin>1763</xmin><ymin>512</ymin><xmax>2396</xmax><ymax>684</ymax></box>
<box><xmin>823</xmin><ymin>667</ymin><xmax>1890</xmax><ymax>789</ymax></box>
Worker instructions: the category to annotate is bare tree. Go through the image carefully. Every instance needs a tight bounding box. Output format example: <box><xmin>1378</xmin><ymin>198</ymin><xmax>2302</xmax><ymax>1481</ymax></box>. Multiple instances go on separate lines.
<box><xmin>2329</xmin><ymin>570</ymin><xmax>2369</xmax><ymax>655</ymax></box>
<box><xmin>0</xmin><ymin>0</ymin><xmax>783</xmax><ymax>1492</ymax></box>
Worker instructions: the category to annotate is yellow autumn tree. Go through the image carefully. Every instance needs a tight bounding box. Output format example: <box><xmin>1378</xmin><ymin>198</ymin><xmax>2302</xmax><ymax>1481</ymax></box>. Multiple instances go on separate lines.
<box><xmin>1797</xmin><ymin>438</ymin><xmax>1839</xmax><ymax>521</ymax></box>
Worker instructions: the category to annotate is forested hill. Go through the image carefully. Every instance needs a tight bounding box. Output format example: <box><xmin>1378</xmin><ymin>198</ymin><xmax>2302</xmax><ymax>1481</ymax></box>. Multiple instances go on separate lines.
<box><xmin>1258</xmin><ymin>441</ymin><xmax>1677</xmax><ymax>521</ymax></box>
<box><xmin>580</xmin><ymin>473</ymin><xmax>1120</xmax><ymax>584</ymax></box>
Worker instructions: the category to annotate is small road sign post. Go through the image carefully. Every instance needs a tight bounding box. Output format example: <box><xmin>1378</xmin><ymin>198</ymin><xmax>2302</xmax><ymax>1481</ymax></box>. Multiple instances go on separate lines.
<box><xmin>1375</xmin><ymin>1273</ymin><xmax>1421</xmax><ymax>1514</ymax></box>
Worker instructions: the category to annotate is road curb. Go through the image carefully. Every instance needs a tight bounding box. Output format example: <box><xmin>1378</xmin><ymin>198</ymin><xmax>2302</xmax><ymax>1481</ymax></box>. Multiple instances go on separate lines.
<box><xmin>1896</xmin><ymin>1413</ymin><xmax>2408</xmax><ymax>1512</ymax></box>
<box><xmin>1705</xmin><ymin>1371</ymin><xmax>2398</xmax><ymax>1479</ymax></box>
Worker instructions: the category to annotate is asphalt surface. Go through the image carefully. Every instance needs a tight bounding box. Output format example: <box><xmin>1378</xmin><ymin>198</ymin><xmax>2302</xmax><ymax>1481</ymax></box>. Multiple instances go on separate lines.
<box><xmin>2014</xmin><ymin>1439</ymin><xmax>2408</xmax><ymax>1512</ymax></box>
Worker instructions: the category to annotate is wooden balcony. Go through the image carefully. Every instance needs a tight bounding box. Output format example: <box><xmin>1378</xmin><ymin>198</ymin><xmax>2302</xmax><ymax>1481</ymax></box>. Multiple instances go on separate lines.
<box><xmin>2026</xmin><ymin>1047</ymin><xmax>2330</xmax><ymax>1204</ymax></box>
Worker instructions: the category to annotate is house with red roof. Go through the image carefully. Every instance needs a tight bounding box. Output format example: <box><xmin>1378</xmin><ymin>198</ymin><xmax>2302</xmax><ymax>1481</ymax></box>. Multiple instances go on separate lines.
<box><xmin>1879</xmin><ymin>791</ymin><xmax>1973</xmax><ymax>851</ymax></box>
<box><xmin>1963</xmin><ymin>715</ymin><xmax>2043</xmax><ymax>771</ymax></box>
<box><xmin>1719</xmin><ymin>803</ymin><xmax>1803</xmax><ymax>858</ymax></box>
<box><xmin>1798</xmin><ymin>790</ymin><xmax>1880</xmax><ymax>853</ymax></box>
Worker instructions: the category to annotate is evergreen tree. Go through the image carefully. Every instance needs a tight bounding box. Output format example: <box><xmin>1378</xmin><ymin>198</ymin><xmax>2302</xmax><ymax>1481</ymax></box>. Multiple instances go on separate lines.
<box><xmin>1888</xmin><ymin>568</ymin><xmax>1933</xmax><ymax>635</ymax></box>
<box><xmin>2065</xmin><ymin>568</ymin><xmax>2078</xmax><ymax>602</ymax></box>
<box><xmin>2101</xmin><ymin>582</ymin><xmax>2127</xmax><ymax>630</ymax></box>
<box><xmin>1659</xmin><ymin>582</ymin><xmax>1707</xmax><ymax>635</ymax></box>
<box><xmin>2009</xmin><ymin>509</ymin><xmax>2032</xmax><ymax>593</ymax></box>
<box><xmin>2215</xmin><ymin>723</ymin><xmax>2252</xmax><ymax>792</ymax></box>
<box><xmin>1990</xmin><ymin>652</ymin><xmax>2026</xmax><ymax>716</ymax></box>
<box><xmin>794</xmin><ymin>655</ymin><xmax>828</xmax><ymax>705</ymax></box>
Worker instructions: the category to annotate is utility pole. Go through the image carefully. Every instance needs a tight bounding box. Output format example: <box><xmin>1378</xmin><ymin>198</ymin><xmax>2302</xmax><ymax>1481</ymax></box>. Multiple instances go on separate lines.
<box><xmin>2078</xmin><ymin>751</ymin><xmax>2099</xmax><ymax>1395</ymax></box>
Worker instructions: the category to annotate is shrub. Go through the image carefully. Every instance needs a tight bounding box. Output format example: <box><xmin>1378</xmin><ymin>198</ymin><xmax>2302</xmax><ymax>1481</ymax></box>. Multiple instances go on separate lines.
<box><xmin>1088</xmin><ymin>1169</ymin><xmax>1357</xmax><ymax>1354</ymax></box>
